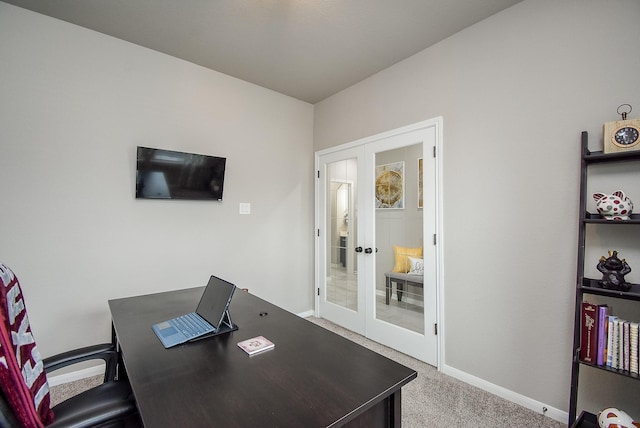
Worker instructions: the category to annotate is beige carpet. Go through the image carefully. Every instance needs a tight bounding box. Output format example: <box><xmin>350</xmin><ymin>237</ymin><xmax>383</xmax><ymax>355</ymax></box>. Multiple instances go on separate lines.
<box><xmin>307</xmin><ymin>317</ymin><xmax>564</xmax><ymax>428</ymax></box>
<box><xmin>51</xmin><ymin>317</ymin><xmax>565</xmax><ymax>427</ymax></box>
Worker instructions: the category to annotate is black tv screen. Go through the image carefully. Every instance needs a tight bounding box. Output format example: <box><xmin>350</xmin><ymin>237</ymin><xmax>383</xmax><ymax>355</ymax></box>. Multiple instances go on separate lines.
<box><xmin>136</xmin><ymin>146</ymin><xmax>226</xmax><ymax>201</ymax></box>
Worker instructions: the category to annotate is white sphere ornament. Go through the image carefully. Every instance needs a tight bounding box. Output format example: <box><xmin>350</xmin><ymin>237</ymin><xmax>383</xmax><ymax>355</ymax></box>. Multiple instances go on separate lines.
<box><xmin>598</xmin><ymin>407</ymin><xmax>640</xmax><ymax>428</ymax></box>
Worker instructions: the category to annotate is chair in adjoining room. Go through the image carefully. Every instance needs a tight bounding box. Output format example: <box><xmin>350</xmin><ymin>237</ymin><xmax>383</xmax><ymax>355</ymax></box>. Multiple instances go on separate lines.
<box><xmin>0</xmin><ymin>263</ymin><xmax>140</xmax><ymax>428</ymax></box>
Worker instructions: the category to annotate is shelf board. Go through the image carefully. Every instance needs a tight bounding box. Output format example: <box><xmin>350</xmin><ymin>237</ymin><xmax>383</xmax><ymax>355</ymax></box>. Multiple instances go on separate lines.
<box><xmin>583</xmin><ymin>212</ymin><xmax>640</xmax><ymax>224</ymax></box>
<box><xmin>580</xmin><ymin>278</ymin><xmax>640</xmax><ymax>301</ymax></box>
<box><xmin>578</xmin><ymin>359</ymin><xmax>640</xmax><ymax>380</ymax></box>
<box><xmin>584</xmin><ymin>149</ymin><xmax>640</xmax><ymax>163</ymax></box>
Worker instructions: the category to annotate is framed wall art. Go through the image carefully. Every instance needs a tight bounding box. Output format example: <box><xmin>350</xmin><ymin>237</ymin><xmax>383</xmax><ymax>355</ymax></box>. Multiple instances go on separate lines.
<box><xmin>375</xmin><ymin>161</ymin><xmax>404</xmax><ymax>209</ymax></box>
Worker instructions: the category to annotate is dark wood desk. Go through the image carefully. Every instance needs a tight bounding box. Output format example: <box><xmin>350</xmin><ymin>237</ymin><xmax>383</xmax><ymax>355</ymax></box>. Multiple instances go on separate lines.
<box><xmin>109</xmin><ymin>288</ymin><xmax>416</xmax><ymax>428</ymax></box>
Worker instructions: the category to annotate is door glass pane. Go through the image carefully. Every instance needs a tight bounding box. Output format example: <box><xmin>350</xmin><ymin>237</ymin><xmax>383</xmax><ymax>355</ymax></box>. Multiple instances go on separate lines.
<box><xmin>374</xmin><ymin>144</ymin><xmax>424</xmax><ymax>333</ymax></box>
<box><xmin>326</xmin><ymin>159</ymin><xmax>358</xmax><ymax>311</ymax></box>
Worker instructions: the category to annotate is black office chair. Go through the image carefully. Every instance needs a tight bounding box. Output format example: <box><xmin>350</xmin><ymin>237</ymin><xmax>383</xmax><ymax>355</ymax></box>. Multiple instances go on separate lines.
<box><xmin>0</xmin><ymin>263</ymin><xmax>140</xmax><ymax>427</ymax></box>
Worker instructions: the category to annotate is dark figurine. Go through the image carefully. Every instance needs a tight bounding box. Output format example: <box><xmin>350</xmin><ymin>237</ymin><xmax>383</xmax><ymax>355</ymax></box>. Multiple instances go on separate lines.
<box><xmin>597</xmin><ymin>250</ymin><xmax>632</xmax><ymax>292</ymax></box>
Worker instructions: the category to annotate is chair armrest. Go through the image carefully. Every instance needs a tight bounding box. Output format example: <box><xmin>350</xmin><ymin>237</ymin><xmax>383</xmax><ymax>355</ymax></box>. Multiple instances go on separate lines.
<box><xmin>44</xmin><ymin>343</ymin><xmax>118</xmax><ymax>383</ymax></box>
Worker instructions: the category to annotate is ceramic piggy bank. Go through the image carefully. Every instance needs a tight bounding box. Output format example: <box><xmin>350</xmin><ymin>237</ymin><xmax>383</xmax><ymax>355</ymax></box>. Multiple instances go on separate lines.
<box><xmin>593</xmin><ymin>191</ymin><xmax>633</xmax><ymax>220</ymax></box>
<box><xmin>598</xmin><ymin>407</ymin><xmax>640</xmax><ymax>428</ymax></box>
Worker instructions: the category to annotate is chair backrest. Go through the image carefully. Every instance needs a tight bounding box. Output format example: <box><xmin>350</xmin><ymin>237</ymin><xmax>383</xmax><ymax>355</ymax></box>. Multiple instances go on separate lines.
<box><xmin>0</xmin><ymin>386</ymin><xmax>23</xmax><ymax>427</ymax></box>
<box><xmin>0</xmin><ymin>264</ymin><xmax>54</xmax><ymax>427</ymax></box>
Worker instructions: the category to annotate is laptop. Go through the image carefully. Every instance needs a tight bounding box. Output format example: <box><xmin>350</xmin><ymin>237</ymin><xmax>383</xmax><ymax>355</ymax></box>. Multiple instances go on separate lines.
<box><xmin>152</xmin><ymin>276</ymin><xmax>237</xmax><ymax>348</ymax></box>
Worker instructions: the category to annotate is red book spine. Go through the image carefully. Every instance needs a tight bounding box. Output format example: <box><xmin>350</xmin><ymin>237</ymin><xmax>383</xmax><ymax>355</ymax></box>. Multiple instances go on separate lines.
<box><xmin>580</xmin><ymin>302</ymin><xmax>598</xmax><ymax>363</ymax></box>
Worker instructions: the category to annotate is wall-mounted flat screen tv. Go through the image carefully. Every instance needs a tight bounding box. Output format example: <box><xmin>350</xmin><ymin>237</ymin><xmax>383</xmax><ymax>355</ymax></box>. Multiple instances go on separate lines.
<box><xmin>136</xmin><ymin>146</ymin><xmax>226</xmax><ymax>201</ymax></box>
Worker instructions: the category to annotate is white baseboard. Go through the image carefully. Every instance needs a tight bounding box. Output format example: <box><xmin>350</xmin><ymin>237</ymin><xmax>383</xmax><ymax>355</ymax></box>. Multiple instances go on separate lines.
<box><xmin>48</xmin><ymin>365</ymin><xmax>104</xmax><ymax>387</ymax></box>
<box><xmin>297</xmin><ymin>309</ymin><xmax>315</xmax><ymax>318</ymax></box>
<box><xmin>441</xmin><ymin>364</ymin><xmax>568</xmax><ymax>424</ymax></box>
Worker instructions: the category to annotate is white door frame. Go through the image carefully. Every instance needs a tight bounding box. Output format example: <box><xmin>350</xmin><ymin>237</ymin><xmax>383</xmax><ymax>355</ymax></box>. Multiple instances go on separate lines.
<box><xmin>314</xmin><ymin>117</ymin><xmax>445</xmax><ymax>369</ymax></box>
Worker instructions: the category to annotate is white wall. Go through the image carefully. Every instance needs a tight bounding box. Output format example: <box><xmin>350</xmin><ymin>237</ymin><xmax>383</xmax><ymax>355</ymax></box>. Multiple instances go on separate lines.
<box><xmin>314</xmin><ymin>0</ymin><xmax>640</xmax><ymax>418</ymax></box>
<box><xmin>0</xmin><ymin>3</ymin><xmax>314</xmax><ymax>358</ymax></box>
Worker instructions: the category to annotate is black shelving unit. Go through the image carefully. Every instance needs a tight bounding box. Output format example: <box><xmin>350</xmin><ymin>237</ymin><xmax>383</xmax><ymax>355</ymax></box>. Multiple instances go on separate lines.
<box><xmin>569</xmin><ymin>131</ymin><xmax>640</xmax><ymax>425</ymax></box>
<box><xmin>570</xmin><ymin>411</ymin><xmax>598</xmax><ymax>428</ymax></box>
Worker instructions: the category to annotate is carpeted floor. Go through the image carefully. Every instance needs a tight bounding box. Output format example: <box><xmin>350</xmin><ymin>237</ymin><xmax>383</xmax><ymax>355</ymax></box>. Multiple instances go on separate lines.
<box><xmin>51</xmin><ymin>317</ymin><xmax>565</xmax><ymax>427</ymax></box>
<box><xmin>307</xmin><ymin>317</ymin><xmax>564</xmax><ymax>428</ymax></box>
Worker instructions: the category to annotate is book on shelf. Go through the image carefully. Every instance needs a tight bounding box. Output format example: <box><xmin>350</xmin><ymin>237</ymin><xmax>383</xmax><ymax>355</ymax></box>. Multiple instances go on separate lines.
<box><xmin>607</xmin><ymin>315</ymin><xmax>618</xmax><ymax>367</ymax></box>
<box><xmin>237</xmin><ymin>336</ymin><xmax>275</xmax><ymax>356</ymax></box>
<box><xmin>630</xmin><ymin>322</ymin><xmax>639</xmax><ymax>375</ymax></box>
<box><xmin>580</xmin><ymin>302</ymin><xmax>598</xmax><ymax>364</ymax></box>
<box><xmin>623</xmin><ymin>321</ymin><xmax>631</xmax><ymax>372</ymax></box>
<box><xmin>612</xmin><ymin>318</ymin><xmax>623</xmax><ymax>370</ymax></box>
<box><xmin>597</xmin><ymin>305</ymin><xmax>608</xmax><ymax>366</ymax></box>
<box><xmin>582</xmin><ymin>305</ymin><xmax>640</xmax><ymax>374</ymax></box>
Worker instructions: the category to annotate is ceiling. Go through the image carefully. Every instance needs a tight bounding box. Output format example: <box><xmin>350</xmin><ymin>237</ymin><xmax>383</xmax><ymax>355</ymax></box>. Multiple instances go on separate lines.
<box><xmin>3</xmin><ymin>0</ymin><xmax>523</xmax><ymax>103</ymax></box>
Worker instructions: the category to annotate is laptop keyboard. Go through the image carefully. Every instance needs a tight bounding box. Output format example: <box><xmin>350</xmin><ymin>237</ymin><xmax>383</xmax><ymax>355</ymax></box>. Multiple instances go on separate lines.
<box><xmin>172</xmin><ymin>313</ymin><xmax>215</xmax><ymax>338</ymax></box>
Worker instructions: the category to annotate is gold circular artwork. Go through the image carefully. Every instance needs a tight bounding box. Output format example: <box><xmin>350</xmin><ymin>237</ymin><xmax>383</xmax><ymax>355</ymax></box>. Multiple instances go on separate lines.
<box><xmin>375</xmin><ymin>170</ymin><xmax>402</xmax><ymax>206</ymax></box>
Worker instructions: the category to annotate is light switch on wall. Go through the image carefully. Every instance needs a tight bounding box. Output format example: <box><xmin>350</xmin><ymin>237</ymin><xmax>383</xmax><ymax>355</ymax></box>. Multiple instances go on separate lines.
<box><xmin>239</xmin><ymin>203</ymin><xmax>251</xmax><ymax>214</ymax></box>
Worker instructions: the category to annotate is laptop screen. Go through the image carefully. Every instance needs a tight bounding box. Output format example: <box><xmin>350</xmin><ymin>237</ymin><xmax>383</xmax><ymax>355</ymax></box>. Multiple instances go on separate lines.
<box><xmin>195</xmin><ymin>276</ymin><xmax>236</xmax><ymax>329</ymax></box>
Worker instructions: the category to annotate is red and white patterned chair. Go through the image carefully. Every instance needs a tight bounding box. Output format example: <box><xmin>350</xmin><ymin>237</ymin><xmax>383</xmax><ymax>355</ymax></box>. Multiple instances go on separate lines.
<box><xmin>0</xmin><ymin>263</ymin><xmax>139</xmax><ymax>428</ymax></box>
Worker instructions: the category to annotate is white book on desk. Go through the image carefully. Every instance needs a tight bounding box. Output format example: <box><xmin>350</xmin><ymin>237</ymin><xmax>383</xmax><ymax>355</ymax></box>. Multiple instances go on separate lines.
<box><xmin>238</xmin><ymin>336</ymin><xmax>275</xmax><ymax>355</ymax></box>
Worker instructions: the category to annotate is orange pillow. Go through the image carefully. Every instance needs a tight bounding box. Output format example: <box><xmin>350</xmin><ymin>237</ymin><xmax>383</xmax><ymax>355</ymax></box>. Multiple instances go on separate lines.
<box><xmin>393</xmin><ymin>246</ymin><xmax>423</xmax><ymax>273</ymax></box>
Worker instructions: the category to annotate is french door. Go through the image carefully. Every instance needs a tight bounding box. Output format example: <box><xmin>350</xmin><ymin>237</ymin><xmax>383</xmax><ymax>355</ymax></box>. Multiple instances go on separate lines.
<box><xmin>315</xmin><ymin>119</ymin><xmax>441</xmax><ymax>366</ymax></box>
<box><xmin>316</xmin><ymin>146</ymin><xmax>366</xmax><ymax>333</ymax></box>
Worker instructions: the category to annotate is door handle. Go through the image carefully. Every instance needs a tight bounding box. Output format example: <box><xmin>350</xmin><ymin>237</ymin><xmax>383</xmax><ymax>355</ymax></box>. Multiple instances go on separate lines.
<box><xmin>355</xmin><ymin>246</ymin><xmax>363</xmax><ymax>253</ymax></box>
<box><xmin>365</xmin><ymin>248</ymin><xmax>373</xmax><ymax>254</ymax></box>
